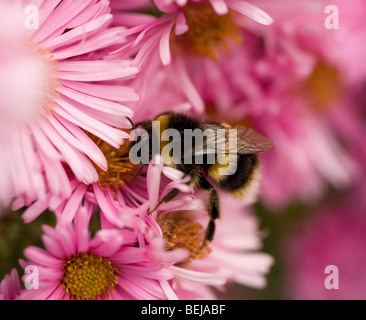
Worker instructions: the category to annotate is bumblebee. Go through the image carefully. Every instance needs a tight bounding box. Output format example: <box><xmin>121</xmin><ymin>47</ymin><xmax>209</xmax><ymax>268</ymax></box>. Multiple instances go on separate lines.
<box><xmin>128</xmin><ymin>112</ymin><xmax>274</xmax><ymax>245</ymax></box>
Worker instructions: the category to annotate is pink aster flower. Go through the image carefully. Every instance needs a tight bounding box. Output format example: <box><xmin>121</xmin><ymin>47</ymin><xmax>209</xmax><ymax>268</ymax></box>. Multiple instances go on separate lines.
<box><xmin>184</xmin><ymin>2</ymin><xmax>363</xmax><ymax>208</ymax></box>
<box><xmin>0</xmin><ymin>1</ymin><xmax>139</xmax><ymax>208</ymax></box>
<box><xmin>0</xmin><ymin>269</ymin><xmax>21</xmax><ymax>300</ymax></box>
<box><xmin>17</xmin><ymin>205</ymin><xmax>176</xmax><ymax>300</ymax></box>
<box><xmin>190</xmin><ymin>193</ymin><xmax>274</xmax><ymax>290</ymax></box>
<box><xmin>14</xmin><ymin>151</ymin><xmax>191</xmax><ymax>233</ymax></box>
<box><xmin>11</xmin><ymin>30</ymin><xmax>193</xmax><ymax>226</ymax></box>
<box><xmin>137</xmin><ymin>166</ymin><xmax>274</xmax><ymax>299</ymax></box>
<box><xmin>110</xmin><ymin>0</ymin><xmax>273</xmax><ymax>112</ymax></box>
<box><xmin>253</xmin><ymin>0</ymin><xmax>366</xmax><ymax>86</ymax></box>
<box><xmin>112</xmin><ymin>0</ymin><xmax>365</xmax><ymax>210</ymax></box>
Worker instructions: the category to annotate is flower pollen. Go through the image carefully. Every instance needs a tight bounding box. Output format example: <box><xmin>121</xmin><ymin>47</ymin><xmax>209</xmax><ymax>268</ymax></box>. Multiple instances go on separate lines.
<box><xmin>302</xmin><ymin>61</ymin><xmax>343</xmax><ymax>112</ymax></box>
<box><xmin>159</xmin><ymin>212</ymin><xmax>211</xmax><ymax>265</ymax></box>
<box><xmin>91</xmin><ymin>135</ymin><xmax>140</xmax><ymax>191</ymax></box>
<box><xmin>60</xmin><ymin>252</ymin><xmax>119</xmax><ymax>300</ymax></box>
<box><xmin>171</xmin><ymin>3</ymin><xmax>242</xmax><ymax>60</ymax></box>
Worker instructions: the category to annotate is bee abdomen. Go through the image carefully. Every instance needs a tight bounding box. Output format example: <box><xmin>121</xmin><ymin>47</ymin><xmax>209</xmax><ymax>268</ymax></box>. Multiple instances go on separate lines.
<box><xmin>208</xmin><ymin>154</ymin><xmax>261</xmax><ymax>198</ymax></box>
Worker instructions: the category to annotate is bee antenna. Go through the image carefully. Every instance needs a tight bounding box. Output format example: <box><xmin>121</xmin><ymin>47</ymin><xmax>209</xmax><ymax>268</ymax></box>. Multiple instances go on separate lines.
<box><xmin>126</xmin><ymin>116</ymin><xmax>136</xmax><ymax>131</ymax></box>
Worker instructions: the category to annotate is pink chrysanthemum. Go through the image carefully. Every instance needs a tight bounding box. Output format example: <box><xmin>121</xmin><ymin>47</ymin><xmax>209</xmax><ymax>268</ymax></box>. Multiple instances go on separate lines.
<box><xmin>181</xmin><ymin>3</ymin><xmax>363</xmax><ymax>208</ymax></box>
<box><xmin>188</xmin><ymin>193</ymin><xmax>274</xmax><ymax>289</ymax></box>
<box><xmin>0</xmin><ymin>1</ymin><xmax>139</xmax><ymax>208</ymax></box>
<box><xmin>17</xmin><ymin>206</ymin><xmax>176</xmax><ymax>300</ymax></box>
<box><xmin>0</xmin><ymin>269</ymin><xmax>21</xmax><ymax>300</ymax></box>
<box><xmin>14</xmin><ymin>152</ymin><xmax>191</xmax><ymax>230</ymax></box>
<box><xmin>111</xmin><ymin>0</ymin><xmax>365</xmax><ymax>209</ymax></box>
<box><xmin>138</xmin><ymin>166</ymin><xmax>274</xmax><ymax>299</ymax></box>
<box><xmin>110</xmin><ymin>0</ymin><xmax>273</xmax><ymax>112</ymax></box>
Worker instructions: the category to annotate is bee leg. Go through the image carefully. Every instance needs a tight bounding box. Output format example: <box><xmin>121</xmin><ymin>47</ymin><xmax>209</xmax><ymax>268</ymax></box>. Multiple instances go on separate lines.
<box><xmin>147</xmin><ymin>188</ymin><xmax>180</xmax><ymax>215</ymax></box>
<box><xmin>201</xmin><ymin>187</ymin><xmax>220</xmax><ymax>248</ymax></box>
<box><xmin>197</xmin><ymin>175</ymin><xmax>220</xmax><ymax>247</ymax></box>
<box><xmin>204</xmin><ymin>220</ymin><xmax>216</xmax><ymax>244</ymax></box>
<box><xmin>208</xmin><ymin>187</ymin><xmax>220</xmax><ymax>221</ymax></box>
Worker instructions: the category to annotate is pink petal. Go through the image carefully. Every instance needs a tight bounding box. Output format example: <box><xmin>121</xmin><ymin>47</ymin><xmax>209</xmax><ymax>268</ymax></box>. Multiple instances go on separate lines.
<box><xmin>174</xmin><ymin>58</ymin><xmax>204</xmax><ymax>113</ymax></box>
<box><xmin>160</xmin><ymin>22</ymin><xmax>175</xmax><ymax>66</ymax></box>
<box><xmin>209</xmin><ymin>0</ymin><xmax>229</xmax><ymax>15</ymax></box>
<box><xmin>52</xmin><ymin>26</ymin><xmax>127</xmax><ymax>60</ymax></box>
<box><xmin>170</xmin><ymin>266</ymin><xmax>226</xmax><ymax>286</ymax></box>
<box><xmin>54</xmin><ymin>225</ymin><xmax>77</xmax><ymax>258</ymax></box>
<box><xmin>59</xmin><ymin>183</ymin><xmax>88</xmax><ymax>224</ymax></box>
<box><xmin>57</xmin><ymin>60</ymin><xmax>139</xmax><ymax>81</ymax></box>
<box><xmin>22</xmin><ymin>196</ymin><xmax>52</xmax><ymax>224</ymax></box>
<box><xmin>74</xmin><ymin>206</ymin><xmax>92</xmax><ymax>253</ymax></box>
<box><xmin>226</xmin><ymin>0</ymin><xmax>273</xmax><ymax>25</ymax></box>
<box><xmin>92</xmin><ymin>184</ymin><xmax>124</xmax><ymax>228</ymax></box>
<box><xmin>33</xmin><ymin>0</ymin><xmax>92</xmax><ymax>43</ymax></box>
<box><xmin>160</xmin><ymin>280</ymin><xmax>178</xmax><ymax>300</ymax></box>
<box><xmin>90</xmin><ymin>230</ymin><xmax>125</xmax><ymax>257</ymax></box>
<box><xmin>175</xmin><ymin>11</ymin><xmax>189</xmax><ymax>35</ymax></box>
<box><xmin>41</xmin><ymin>234</ymin><xmax>66</xmax><ymax>260</ymax></box>
<box><xmin>42</xmin><ymin>15</ymin><xmax>113</xmax><ymax>50</ymax></box>
<box><xmin>53</xmin><ymin>99</ymin><xmax>128</xmax><ymax>149</ymax></box>
<box><xmin>60</xmin><ymin>80</ymin><xmax>139</xmax><ymax>103</ymax></box>
<box><xmin>58</xmin><ymin>86</ymin><xmax>133</xmax><ymax>118</ymax></box>
<box><xmin>49</xmin><ymin>114</ymin><xmax>108</xmax><ymax>171</ymax></box>
<box><xmin>23</xmin><ymin>247</ymin><xmax>63</xmax><ymax>268</ymax></box>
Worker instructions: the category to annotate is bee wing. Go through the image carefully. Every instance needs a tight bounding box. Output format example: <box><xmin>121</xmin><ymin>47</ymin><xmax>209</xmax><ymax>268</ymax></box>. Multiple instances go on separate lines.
<box><xmin>196</xmin><ymin>123</ymin><xmax>274</xmax><ymax>156</ymax></box>
<box><xmin>235</xmin><ymin>126</ymin><xmax>275</xmax><ymax>155</ymax></box>
<box><xmin>191</xmin><ymin>123</ymin><xmax>226</xmax><ymax>157</ymax></box>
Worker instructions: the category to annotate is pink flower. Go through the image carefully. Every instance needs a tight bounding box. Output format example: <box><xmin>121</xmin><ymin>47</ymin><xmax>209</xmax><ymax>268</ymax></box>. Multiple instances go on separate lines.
<box><xmin>17</xmin><ymin>206</ymin><xmax>175</xmax><ymax>300</ymax></box>
<box><xmin>0</xmin><ymin>1</ymin><xmax>139</xmax><ymax>208</ymax></box>
<box><xmin>189</xmin><ymin>193</ymin><xmax>274</xmax><ymax>290</ymax></box>
<box><xmin>139</xmin><ymin>167</ymin><xmax>274</xmax><ymax>298</ymax></box>
<box><xmin>0</xmin><ymin>269</ymin><xmax>21</xmax><ymax>300</ymax></box>
<box><xmin>152</xmin><ymin>0</ymin><xmax>273</xmax><ymax>26</ymax></box>
<box><xmin>185</xmin><ymin>3</ymin><xmax>363</xmax><ymax>208</ymax></box>
<box><xmin>254</xmin><ymin>0</ymin><xmax>366</xmax><ymax>85</ymax></box>
<box><xmin>111</xmin><ymin>0</ymin><xmax>365</xmax><ymax>209</ymax></box>
<box><xmin>14</xmin><ymin>151</ymin><xmax>191</xmax><ymax>229</ymax></box>
<box><xmin>110</xmin><ymin>0</ymin><xmax>273</xmax><ymax>112</ymax></box>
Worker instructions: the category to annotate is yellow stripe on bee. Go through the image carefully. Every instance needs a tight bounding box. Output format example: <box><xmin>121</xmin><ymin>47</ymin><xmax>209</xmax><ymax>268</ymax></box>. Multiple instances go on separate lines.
<box><xmin>232</xmin><ymin>165</ymin><xmax>261</xmax><ymax>199</ymax></box>
<box><xmin>208</xmin><ymin>157</ymin><xmax>262</xmax><ymax>200</ymax></box>
<box><xmin>154</xmin><ymin>115</ymin><xmax>175</xmax><ymax>167</ymax></box>
<box><xmin>207</xmin><ymin>154</ymin><xmax>239</xmax><ymax>183</ymax></box>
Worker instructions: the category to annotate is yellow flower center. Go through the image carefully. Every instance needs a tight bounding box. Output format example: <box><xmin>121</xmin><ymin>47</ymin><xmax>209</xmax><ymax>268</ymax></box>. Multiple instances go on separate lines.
<box><xmin>171</xmin><ymin>2</ymin><xmax>242</xmax><ymax>59</ymax></box>
<box><xmin>90</xmin><ymin>135</ymin><xmax>141</xmax><ymax>191</ymax></box>
<box><xmin>158</xmin><ymin>212</ymin><xmax>211</xmax><ymax>266</ymax></box>
<box><xmin>60</xmin><ymin>252</ymin><xmax>119</xmax><ymax>300</ymax></box>
<box><xmin>300</xmin><ymin>61</ymin><xmax>343</xmax><ymax>112</ymax></box>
